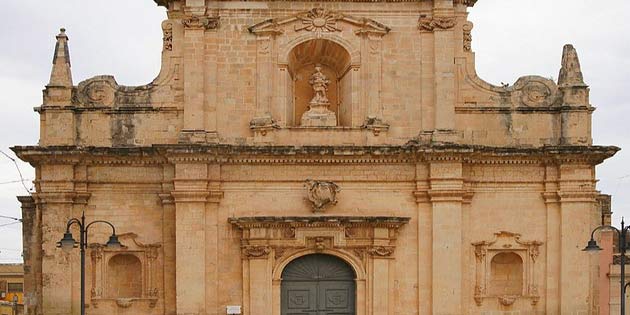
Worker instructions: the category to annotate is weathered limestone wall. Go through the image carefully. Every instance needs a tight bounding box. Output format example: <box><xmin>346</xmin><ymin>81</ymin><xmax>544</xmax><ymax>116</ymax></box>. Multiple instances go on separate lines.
<box><xmin>14</xmin><ymin>0</ymin><xmax>616</xmax><ymax>315</ymax></box>
<box><xmin>36</xmin><ymin>1</ymin><xmax>592</xmax><ymax>148</ymax></box>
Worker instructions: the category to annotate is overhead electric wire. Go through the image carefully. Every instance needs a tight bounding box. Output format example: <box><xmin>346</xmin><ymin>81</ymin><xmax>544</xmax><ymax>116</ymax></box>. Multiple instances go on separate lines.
<box><xmin>0</xmin><ymin>214</ymin><xmax>21</xmax><ymax>221</ymax></box>
<box><xmin>0</xmin><ymin>149</ymin><xmax>32</xmax><ymax>194</ymax></box>
<box><xmin>0</xmin><ymin>221</ymin><xmax>20</xmax><ymax>228</ymax></box>
<box><xmin>0</xmin><ymin>179</ymin><xmax>32</xmax><ymax>185</ymax></box>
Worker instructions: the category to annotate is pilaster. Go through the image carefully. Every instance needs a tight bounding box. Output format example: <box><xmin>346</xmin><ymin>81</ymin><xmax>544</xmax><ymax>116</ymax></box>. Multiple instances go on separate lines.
<box><xmin>19</xmin><ymin>196</ymin><xmax>40</xmax><ymax>315</ymax></box>
<box><xmin>557</xmin><ymin>164</ymin><xmax>598</xmax><ymax>314</ymax></box>
<box><xmin>180</xmin><ymin>5</ymin><xmax>220</xmax><ymax>143</ymax></box>
<box><xmin>542</xmin><ymin>165</ymin><xmax>561</xmax><ymax>315</ymax></box>
<box><xmin>158</xmin><ymin>193</ymin><xmax>176</xmax><ymax>315</ymax></box>
<box><xmin>414</xmin><ymin>163</ymin><xmax>432</xmax><ymax>315</ymax></box>
<box><xmin>429</xmin><ymin>161</ymin><xmax>464</xmax><ymax>315</ymax></box>
<box><xmin>431</xmin><ymin>4</ymin><xmax>456</xmax><ymax>135</ymax></box>
<box><xmin>171</xmin><ymin>162</ymin><xmax>223</xmax><ymax>315</ymax></box>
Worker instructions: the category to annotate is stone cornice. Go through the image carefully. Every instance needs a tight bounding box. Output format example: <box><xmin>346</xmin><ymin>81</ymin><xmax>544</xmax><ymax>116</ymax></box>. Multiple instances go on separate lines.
<box><xmin>11</xmin><ymin>144</ymin><xmax>619</xmax><ymax>166</ymax></box>
<box><xmin>229</xmin><ymin>216</ymin><xmax>410</xmax><ymax>229</ymax></box>
<box><xmin>155</xmin><ymin>0</ymin><xmax>467</xmax><ymax>6</ymax></box>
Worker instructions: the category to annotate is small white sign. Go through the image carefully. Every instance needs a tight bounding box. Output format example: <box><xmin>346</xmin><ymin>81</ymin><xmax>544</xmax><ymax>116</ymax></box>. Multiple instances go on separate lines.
<box><xmin>226</xmin><ymin>305</ymin><xmax>242</xmax><ymax>315</ymax></box>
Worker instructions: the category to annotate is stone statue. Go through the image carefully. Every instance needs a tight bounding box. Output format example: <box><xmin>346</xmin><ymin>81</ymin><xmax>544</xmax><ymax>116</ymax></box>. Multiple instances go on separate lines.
<box><xmin>309</xmin><ymin>65</ymin><xmax>330</xmax><ymax>105</ymax></box>
<box><xmin>300</xmin><ymin>65</ymin><xmax>337</xmax><ymax>127</ymax></box>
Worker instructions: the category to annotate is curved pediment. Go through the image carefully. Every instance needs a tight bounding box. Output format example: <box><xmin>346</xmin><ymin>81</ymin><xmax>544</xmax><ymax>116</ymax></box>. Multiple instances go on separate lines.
<box><xmin>248</xmin><ymin>8</ymin><xmax>391</xmax><ymax>37</ymax></box>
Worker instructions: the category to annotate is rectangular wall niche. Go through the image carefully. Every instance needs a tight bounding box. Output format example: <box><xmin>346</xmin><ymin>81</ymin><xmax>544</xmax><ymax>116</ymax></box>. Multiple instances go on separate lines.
<box><xmin>88</xmin><ymin>233</ymin><xmax>161</xmax><ymax>310</ymax></box>
<box><xmin>472</xmin><ymin>231</ymin><xmax>543</xmax><ymax>307</ymax></box>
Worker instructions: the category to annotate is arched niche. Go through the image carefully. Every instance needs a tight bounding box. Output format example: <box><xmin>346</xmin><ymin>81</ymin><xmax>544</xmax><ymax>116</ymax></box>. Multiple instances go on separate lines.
<box><xmin>489</xmin><ymin>252</ymin><xmax>523</xmax><ymax>296</ymax></box>
<box><xmin>107</xmin><ymin>254</ymin><xmax>143</xmax><ymax>298</ymax></box>
<box><xmin>286</xmin><ymin>39</ymin><xmax>354</xmax><ymax>127</ymax></box>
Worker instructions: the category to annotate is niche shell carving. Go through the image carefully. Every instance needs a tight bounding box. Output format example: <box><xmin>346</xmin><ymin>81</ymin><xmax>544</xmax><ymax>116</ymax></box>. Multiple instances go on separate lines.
<box><xmin>304</xmin><ymin>179</ymin><xmax>341</xmax><ymax>212</ymax></box>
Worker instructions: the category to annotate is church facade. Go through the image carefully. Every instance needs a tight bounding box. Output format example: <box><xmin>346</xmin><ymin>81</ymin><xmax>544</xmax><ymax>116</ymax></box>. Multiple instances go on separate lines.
<box><xmin>14</xmin><ymin>0</ymin><xmax>618</xmax><ymax>314</ymax></box>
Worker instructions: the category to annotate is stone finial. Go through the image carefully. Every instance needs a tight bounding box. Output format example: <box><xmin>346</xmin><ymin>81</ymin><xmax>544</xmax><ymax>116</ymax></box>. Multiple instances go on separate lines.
<box><xmin>48</xmin><ymin>28</ymin><xmax>73</xmax><ymax>88</ymax></box>
<box><xmin>558</xmin><ymin>44</ymin><xmax>586</xmax><ymax>87</ymax></box>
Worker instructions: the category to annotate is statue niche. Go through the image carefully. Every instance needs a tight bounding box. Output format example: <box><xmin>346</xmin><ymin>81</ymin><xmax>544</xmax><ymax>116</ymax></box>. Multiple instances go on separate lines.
<box><xmin>301</xmin><ymin>65</ymin><xmax>337</xmax><ymax>127</ymax></box>
<box><xmin>287</xmin><ymin>39</ymin><xmax>352</xmax><ymax>127</ymax></box>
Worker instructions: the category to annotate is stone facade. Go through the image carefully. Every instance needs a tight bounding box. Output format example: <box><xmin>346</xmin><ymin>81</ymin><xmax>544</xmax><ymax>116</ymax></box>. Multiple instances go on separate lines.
<box><xmin>12</xmin><ymin>0</ymin><xmax>619</xmax><ymax>315</ymax></box>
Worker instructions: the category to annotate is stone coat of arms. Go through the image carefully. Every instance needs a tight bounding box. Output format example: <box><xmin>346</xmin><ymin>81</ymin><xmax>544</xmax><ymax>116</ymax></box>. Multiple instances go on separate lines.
<box><xmin>304</xmin><ymin>179</ymin><xmax>341</xmax><ymax>213</ymax></box>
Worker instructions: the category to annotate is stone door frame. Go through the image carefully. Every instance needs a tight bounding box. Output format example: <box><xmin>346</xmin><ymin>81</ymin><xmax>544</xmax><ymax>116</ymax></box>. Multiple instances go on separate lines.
<box><xmin>230</xmin><ymin>216</ymin><xmax>409</xmax><ymax>315</ymax></box>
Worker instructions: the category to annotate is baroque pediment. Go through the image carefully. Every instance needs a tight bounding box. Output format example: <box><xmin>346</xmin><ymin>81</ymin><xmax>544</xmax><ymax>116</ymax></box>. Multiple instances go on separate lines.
<box><xmin>248</xmin><ymin>8</ymin><xmax>391</xmax><ymax>37</ymax></box>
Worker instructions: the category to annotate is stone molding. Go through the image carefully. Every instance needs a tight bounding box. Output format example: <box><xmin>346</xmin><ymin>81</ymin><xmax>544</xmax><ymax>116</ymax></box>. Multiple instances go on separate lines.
<box><xmin>248</xmin><ymin>8</ymin><xmax>391</xmax><ymax>37</ymax></box>
<box><xmin>12</xmin><ymin>144</ymin><xmax>619</xmax><ymax>166</ymax></box>
<box><xmin>230</xmin><ymin>216</ymin><xmax>410</xmax><ymax>264</ymax></box>
<box><xmin>170</xmin><ymin>190</ymin><xmax>223</xmax><ymax>203</ymax></box>
<box><xmin>472</xmin><ymin>231</ymin><xmax>543</xmax><ymax>307</ymax></box>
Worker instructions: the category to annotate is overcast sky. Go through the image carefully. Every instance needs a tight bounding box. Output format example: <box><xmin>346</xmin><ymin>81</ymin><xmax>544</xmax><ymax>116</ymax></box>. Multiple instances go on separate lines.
<box><xmin>0</xmin><ymin>0</ymin><xmax>628</xmax><ymax>263</ymax></box>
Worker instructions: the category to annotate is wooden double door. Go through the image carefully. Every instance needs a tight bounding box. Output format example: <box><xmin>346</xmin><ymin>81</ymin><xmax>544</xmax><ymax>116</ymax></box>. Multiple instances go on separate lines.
<box><xmin>281</xmin><ymin>254</ymin><xmax>356</xmax><ymax>315</ymax></box>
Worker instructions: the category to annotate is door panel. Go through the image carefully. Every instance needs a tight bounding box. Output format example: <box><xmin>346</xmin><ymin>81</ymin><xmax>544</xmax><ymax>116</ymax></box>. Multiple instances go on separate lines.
<box><xmin>281</xmin><ymin>254</ymin><xmax>356</xmax><ymax>315</ymax></box>
<box><xmin>318</xmin><ymin>281</ymin><xmax>355</xmax><ymax>315</ymax></box>
<box><xmin>282</xmin><ymin>282</ymin><xmax>318</xmax><ymax>315</ymax></box>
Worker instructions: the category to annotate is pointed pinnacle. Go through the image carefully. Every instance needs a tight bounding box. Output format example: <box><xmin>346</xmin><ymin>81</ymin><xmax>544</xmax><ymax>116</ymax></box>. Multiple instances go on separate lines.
<box><xmin>558</xmin><ymin>44</ymin><xmax>586</xmax><ymax>87</ymax></box>
<box><xmin>48</xmin><ymin>27</ymin><xmax>73</xmax><ymax>87</ymax></box>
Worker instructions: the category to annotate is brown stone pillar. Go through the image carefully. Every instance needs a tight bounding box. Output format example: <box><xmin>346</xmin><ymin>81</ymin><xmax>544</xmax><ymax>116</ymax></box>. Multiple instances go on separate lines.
<box><xmin>542</xmin><ymin>165</ymin><xmax>561</xmax><ymax>314</ymax></box>
<box><xmin>429</xmin><ymin>161</ymin><xmax>463</xmax><ymax>315</ymax></box>
<box><xmin>181</xmin><ymin>4</ymin><xmax>211</xmax><ymax>143</ymax></box>
<box><xmin>558</xmin><ymin>164</ymin><xmax>598</xmax><ymax>314</ymax></box>
<box><xmin>414</xmin><ymin>164</ymin><xmax>432</xmax><ymax>314</ymax></box>
<box><xmin>204</xmin><ymin>17</ymin><xmax>219</xmax><ymax>142</ymax></box>
<box><xmin>432</xmin><ymin>2</ymin><xmax>456</xmax><ymax>139</ymax></box>
<box><xmin>159</xmin><ymin>192</ymin><xmax>177</xmax><ymax>315</ymax></box>
<box><xmin>172</xmin><ymin>163</ymin><xmax>209</xmax><ymax>315</ymax></box>
<box><xmin>19</xmin><ymin>196</ymin><xmax>40</xmax><ymax>315</ymax></box>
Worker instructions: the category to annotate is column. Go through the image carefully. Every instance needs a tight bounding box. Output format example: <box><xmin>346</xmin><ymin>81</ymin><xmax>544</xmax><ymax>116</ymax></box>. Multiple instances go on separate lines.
<box><xmin>429</xmin><ymin>161</ymin><xmax>463</xmax><ymax>315</ymax></box>
<box><xmin>172</xmin><ymin>163</ymin><xmax>209</xmax><ymax>315</ymax></box>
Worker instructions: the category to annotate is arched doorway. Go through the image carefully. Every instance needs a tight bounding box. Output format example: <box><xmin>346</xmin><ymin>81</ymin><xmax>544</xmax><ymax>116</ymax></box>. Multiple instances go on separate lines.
<box><xmin>281</xmin><ymin>254</ymin><xmax>356</xmax><ymax>315</ymax></box>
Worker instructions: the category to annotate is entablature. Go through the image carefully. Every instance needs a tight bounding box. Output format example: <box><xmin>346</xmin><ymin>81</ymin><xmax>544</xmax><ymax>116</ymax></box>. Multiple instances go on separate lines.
<box><xmin>11</xmin><ymin>144</ymin><xmax>619</xmax><ymax>166</ymax></box>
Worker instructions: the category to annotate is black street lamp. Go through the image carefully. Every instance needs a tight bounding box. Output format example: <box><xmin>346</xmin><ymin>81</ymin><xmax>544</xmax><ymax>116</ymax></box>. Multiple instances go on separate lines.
<box><xmin>57</xmin><ymin>212</ymin><xmax>122</xmax><ymax>315</ymax></box>
<box><xmin>584</xmin><ymin>218</ymin><xmax>629</xmax><ymax>314</ymax></box>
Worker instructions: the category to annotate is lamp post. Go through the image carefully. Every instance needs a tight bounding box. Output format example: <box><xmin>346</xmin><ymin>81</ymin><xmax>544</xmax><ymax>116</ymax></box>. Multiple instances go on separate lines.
<box><xmin>584</xmin><ymin>218</ymin><xmax>629</xmax><ymax>314</ymax></box>
<box><xmin>12</xmin><ymin>294</ymin><xmax>17</xmax><ymax>315</ymax></box>
<box><xmin>57</xmin><ymin>212</ymin><xmax>122</xmax><ymax>315</ymax></box>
